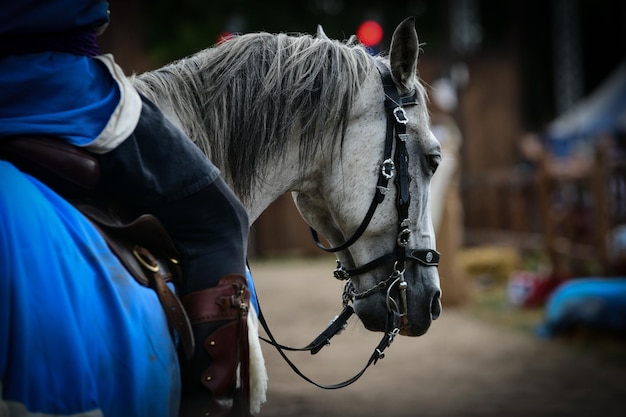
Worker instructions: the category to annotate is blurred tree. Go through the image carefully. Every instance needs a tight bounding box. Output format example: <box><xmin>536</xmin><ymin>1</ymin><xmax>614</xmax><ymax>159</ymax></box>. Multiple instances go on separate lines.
<box><xmin>100</xmin><ymin>0</ymin><xmax>151</xmax><ymax>73</ymax></box>
<box><xmin>140</xmin><ymin>0</ymin><xmax>444</xmax><ymax>65</ymax></box>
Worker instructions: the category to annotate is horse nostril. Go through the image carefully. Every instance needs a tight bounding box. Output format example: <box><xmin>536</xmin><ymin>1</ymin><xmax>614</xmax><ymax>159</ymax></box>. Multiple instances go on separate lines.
<box><xmin>431</xmin><ymin>290</ymin><xmax>442</xmax><ymax>320</ymax></box>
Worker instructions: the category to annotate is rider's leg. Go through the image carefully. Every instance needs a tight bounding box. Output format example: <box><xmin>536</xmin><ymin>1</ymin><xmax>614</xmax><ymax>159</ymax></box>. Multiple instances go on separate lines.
<box><xmin>147</xmin><ymin>174</ymin><xmax>252</xmax><ymax>416</ymax></box>
<box><xmin>96</xmin><ymin>94</ymin><xmax>251</xmax><ymax>416</ymax></box>
<box><xmin>150</xmin><ymin>177</ymin><xmax>249</xmax><ymax>294</ymax></box>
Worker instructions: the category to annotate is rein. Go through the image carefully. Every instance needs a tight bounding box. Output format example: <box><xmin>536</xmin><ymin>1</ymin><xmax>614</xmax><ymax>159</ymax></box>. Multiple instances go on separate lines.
<box><xmin>257</xmin><ymin>60</ymin><xmax>439</xmax><ymax>389</ymax></box>
<box><xmin>257</xmin><ymin>303</ymin><xmax>400</xmax><ymax>389</ymax></box>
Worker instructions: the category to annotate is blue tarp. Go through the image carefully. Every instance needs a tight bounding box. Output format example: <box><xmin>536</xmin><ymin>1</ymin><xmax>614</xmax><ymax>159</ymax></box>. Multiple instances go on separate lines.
<box><xmin>537</xmin><ymin>278</ymin><xmax>626</xmax><ymax>338</ymax></box>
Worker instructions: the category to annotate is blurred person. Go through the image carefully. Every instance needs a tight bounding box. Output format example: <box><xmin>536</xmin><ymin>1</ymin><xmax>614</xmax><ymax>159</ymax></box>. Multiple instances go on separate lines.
<box><xmin>0</xmin><ymin>1</ymin><xmax>253</xmax><ymax>416</ymax></box>
<box><xmin>429</xmin><ymin>76</ymin><xmax>468</xmax><ymax>305</ymax></box>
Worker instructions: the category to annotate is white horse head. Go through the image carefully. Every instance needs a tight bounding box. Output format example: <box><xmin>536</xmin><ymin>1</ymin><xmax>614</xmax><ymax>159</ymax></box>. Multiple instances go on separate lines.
<box><xmin>134</xmin><ymin>17</ymin><xmax>442</xmax><ymax>337</ymax></box>
<box><xmin>293</xmin><ymin>17</ymin><xmax>442</xmax><ymax>336</ymax></box>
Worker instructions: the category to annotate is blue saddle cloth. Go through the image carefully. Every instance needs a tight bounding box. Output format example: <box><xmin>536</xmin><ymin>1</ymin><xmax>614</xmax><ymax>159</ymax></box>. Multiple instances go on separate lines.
<box><xmin>0</xmin><ymin>161</ymin><xmax>180</xmax><ymax>416</ymax></box>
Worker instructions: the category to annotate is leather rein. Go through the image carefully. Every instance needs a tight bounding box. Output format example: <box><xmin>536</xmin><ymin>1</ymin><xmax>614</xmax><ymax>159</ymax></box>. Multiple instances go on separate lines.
<box><xmin>257</xmin><ymin>61</ymin><xmax>440</xmax><ymax>389</ymax></box>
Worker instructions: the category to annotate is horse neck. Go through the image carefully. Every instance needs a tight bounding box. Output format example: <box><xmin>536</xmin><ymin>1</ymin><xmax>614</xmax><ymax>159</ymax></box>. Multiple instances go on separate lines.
<box><xmin>132</xmin><ymin>40</ymin><xmax>361</xmax><ymax>223</ymax></box>
<box><xmin>243</xmin><ymin>142</ymin><xmax>307</xmax><ymax>222</ymax></box>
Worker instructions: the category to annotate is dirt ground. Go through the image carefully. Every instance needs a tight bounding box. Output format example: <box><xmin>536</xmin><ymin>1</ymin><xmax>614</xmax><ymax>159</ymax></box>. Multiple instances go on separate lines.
<box><xmin>248</xmin><ymin>257</ymin><xmax>626</xmax><ymax>417</ymax></box>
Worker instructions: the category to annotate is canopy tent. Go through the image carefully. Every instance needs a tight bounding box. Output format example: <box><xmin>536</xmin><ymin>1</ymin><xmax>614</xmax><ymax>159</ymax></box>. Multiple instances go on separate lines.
<box><xmin>545</xmin><ymin>61</ymin><xmax>626</xmax><ymax>157</ymax></box>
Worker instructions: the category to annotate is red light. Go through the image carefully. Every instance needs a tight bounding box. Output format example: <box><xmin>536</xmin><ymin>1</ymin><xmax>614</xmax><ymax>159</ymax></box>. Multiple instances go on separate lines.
<box><xmin>357</xmin><ymin>20</ymin><xmax>383</xmax><ymax>47</ymax></box>
<box><xmin>217</xmin><ymin>31</ymin><xmax>234</xmax><ymax>44</ymax></box>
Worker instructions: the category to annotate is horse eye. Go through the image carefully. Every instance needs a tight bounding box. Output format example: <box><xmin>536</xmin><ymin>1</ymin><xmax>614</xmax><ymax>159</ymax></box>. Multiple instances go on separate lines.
<box><xmin>427</xmin><ymin>154</ymin><xmax>441</xmax><ymax>175</ymax></box>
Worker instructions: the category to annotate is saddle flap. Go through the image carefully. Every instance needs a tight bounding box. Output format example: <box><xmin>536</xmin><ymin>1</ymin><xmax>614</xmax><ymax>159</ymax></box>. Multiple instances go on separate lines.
<box><xmin>80</xmin><ymin>206</ymin><xmax>183</xmax><ymax>287</ymax></box>
<box><xmin>81</xmin><ymin>205</ymin><xmax>181</xmax><ymax>259</ymax></box>
<box><xmin>0</xmin><ymin>136</ymin><xmax>101</xmax><ymax>195</ymax></box>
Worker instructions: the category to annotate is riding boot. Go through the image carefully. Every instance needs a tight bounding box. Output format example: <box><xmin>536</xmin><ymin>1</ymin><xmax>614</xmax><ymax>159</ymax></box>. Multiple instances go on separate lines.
<box><xmin>179</xmin><ymin>274</ymin><xmax>252</xmax><ymax>417</ymax></box>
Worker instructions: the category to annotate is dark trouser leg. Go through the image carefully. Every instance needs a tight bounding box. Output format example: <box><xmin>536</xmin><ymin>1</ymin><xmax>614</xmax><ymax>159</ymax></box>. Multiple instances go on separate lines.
<box><xmin>150</xmin><ymin>177</ymin><xmax>249</xmax><ymax>295</ymax></box>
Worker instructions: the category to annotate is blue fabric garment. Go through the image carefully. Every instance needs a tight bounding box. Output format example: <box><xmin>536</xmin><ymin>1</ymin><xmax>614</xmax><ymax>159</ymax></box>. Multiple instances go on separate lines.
<box><xmin>0</xmin><ymin>52</ymin><xmax>120</xmax><ymax>146</ymax></box>
<box><xmin>0</xmin><ymin>161</ymin><xmax>180</xmax><ymax>416</ymax></box>
<box><xmin>0</xmin><ymin>0</ymin><xmax>109</xmax><ymax>35</ymax></box>
<box><xmin>0</xmin><ymin>1</ymin><xmax>121</xmax><ymax>148</ymax></box>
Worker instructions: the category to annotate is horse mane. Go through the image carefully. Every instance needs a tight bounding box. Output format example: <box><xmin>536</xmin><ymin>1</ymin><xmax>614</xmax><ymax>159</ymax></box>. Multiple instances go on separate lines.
<box><xmin>133</xmin><ymin>32</ymin><xmax>376</xmax><ymax>201</ymax></box>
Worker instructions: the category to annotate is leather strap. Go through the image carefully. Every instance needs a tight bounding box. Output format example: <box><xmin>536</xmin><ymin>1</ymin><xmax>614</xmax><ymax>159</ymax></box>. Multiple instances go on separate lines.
<box><xmin>79</xmin><ymin>209</ymin><xmax>183</xmax><ymax>288</ymax></box>
<box><xmin>182</xmin><ymin>274</ymin><xmax>250</xmax><ymax>324</ymax></box>
<box><xmin>132</xmin><ymin>246</ymin><xmax>195</xmax><ymax>360</ymax></box>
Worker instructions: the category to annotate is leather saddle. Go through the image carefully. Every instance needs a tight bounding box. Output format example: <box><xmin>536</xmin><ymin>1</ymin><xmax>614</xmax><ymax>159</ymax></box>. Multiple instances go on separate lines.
<box><xmin>0</xmin><ymin>136</ymin><xmax>195</xmax><ymax>358</ymax></box>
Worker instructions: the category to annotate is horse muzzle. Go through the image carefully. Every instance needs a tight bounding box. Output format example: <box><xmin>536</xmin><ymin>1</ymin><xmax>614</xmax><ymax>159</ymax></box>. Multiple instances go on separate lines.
<box><xmin>352</xmin><ymin>267</ymin><xmax>441</xmax><ymax>337</ymax></box>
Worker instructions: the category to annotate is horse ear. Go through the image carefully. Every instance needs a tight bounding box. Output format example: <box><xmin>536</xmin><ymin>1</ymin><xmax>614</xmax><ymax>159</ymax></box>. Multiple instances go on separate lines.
<box><xmin>389</xmin><ymin>17</ymin><xmax>419</xmax><ymax>90</ymax></box>
<box><xmin>317</xmin><ymin>25</ymin><xmax>330</xmax><ymax>40</ymax></box>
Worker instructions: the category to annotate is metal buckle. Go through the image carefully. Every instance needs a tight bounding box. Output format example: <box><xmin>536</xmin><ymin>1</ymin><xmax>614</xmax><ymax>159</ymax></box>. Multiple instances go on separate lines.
<box><xmin>133</xmin><ymin>245</ymin><xmax>159</xmax><ymax>273</ymax></box>
<box><xmin>381</xmin><ymin>158</ymin><xmax>395</xmax><ymax>179</ymax></box>
<box><xmin>333</xmin><ymin>260</ymin><xmax>350</xmax><ymax>280</ymax></box>
<box><xmin>396</xmin><ymin>228</ymin><xmax>411</xmax><ymax>247</ymax></box>
<box><xmin>393</xmin><ymin>107</ymin><xmax>408</xmax><ymax>124</ymax></box>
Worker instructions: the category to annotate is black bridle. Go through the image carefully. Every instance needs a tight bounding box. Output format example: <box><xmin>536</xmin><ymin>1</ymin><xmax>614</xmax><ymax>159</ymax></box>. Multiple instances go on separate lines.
<box><xmin>312</xmin><ymin>60</ymin><xmax>439</xmax><ymax>303</ymax></box>
<box><xmin>257</xmin><ymin>61</ymin><xmax>440</xmax><ymax>389</ymax></box>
